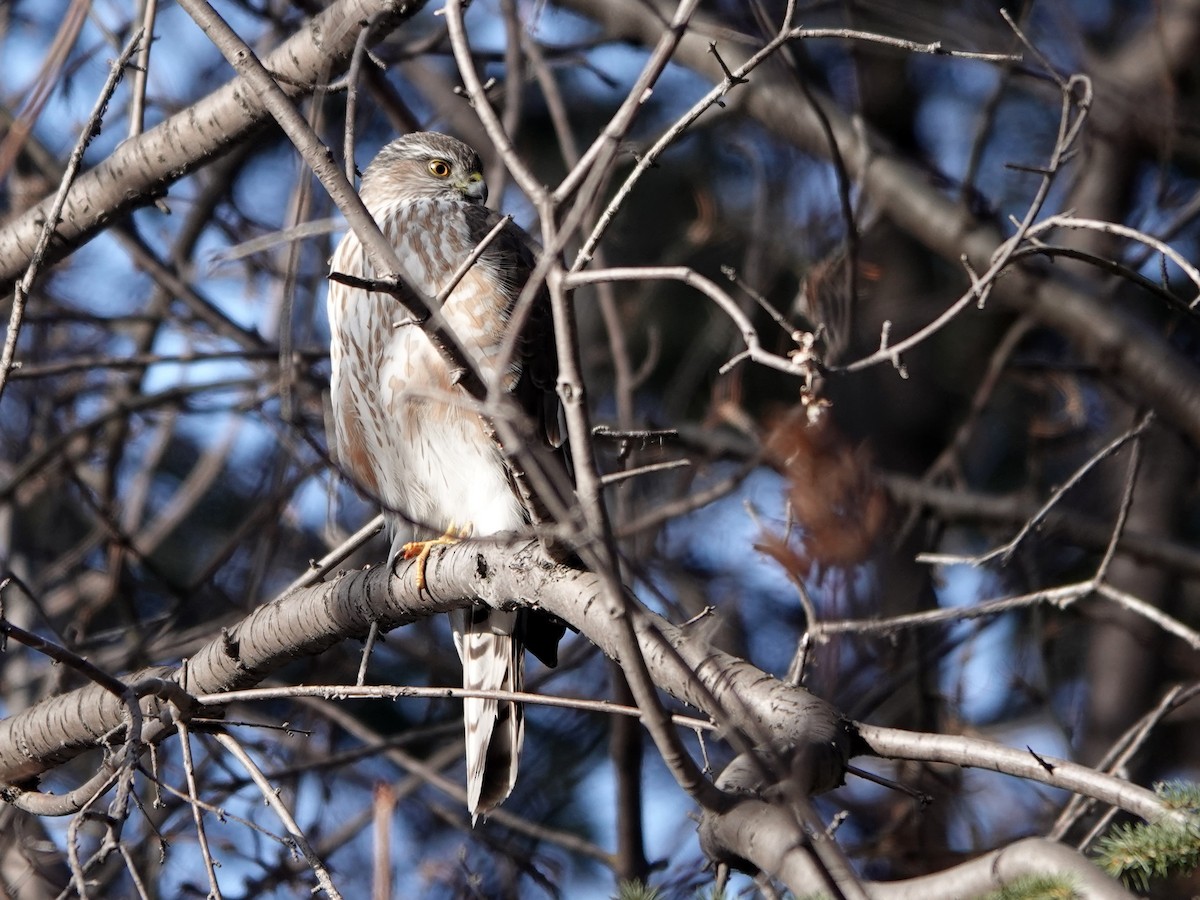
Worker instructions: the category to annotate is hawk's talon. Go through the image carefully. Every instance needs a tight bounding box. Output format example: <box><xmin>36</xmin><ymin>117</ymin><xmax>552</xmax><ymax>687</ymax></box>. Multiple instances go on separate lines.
<box><xmin>402</xmin><ymin>522</ymin><xmax>470</xmax><ymax>591</ymax></box>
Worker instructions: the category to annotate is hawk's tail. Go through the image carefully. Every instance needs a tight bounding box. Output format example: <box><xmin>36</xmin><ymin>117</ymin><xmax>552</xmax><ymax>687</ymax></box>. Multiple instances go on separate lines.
<box><xmin>450</xmin><ymin>606</ymin><xmax>524</xmax><ymax>823</ymax></box>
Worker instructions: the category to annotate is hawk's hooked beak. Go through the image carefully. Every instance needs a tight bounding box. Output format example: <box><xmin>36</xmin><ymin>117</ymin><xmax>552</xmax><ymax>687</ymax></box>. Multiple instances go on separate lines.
<box><xmin>458</xmin><ymin>171</ymin><xmax>488</xmax><ymax>203</ymax></box>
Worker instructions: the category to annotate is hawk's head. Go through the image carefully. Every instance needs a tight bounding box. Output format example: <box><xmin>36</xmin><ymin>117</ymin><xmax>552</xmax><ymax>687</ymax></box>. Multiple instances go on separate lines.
<box><xmin>362</xmin><ymin>132</ymin><xmax>487</xmax><ymax>206</ymax></box>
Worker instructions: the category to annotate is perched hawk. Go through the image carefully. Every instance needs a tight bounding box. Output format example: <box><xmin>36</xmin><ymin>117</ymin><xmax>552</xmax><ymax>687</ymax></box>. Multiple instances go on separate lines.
<box><xmin>327</xmin><ymin>132</ymin><xmax>566</xmax><ymax>820</ymax></box>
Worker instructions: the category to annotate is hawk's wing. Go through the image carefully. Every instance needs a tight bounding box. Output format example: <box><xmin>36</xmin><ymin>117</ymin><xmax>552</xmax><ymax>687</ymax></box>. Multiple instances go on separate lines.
<box><xmin>459</xmin><ymin>205</ymin><xmax>573</xmax><ymax>525</ymax></box>
<box><xmin>461</xmin><ymin>205</ymin><xmax>574</xmax><ymax>667</ymax></box>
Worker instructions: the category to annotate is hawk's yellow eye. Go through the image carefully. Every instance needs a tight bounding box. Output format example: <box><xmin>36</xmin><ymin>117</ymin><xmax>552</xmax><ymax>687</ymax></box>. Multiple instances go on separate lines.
<box><xmin>428</xmin><ymin>159</ymin><xmax>452</xmax><ymax>178</ymax></box>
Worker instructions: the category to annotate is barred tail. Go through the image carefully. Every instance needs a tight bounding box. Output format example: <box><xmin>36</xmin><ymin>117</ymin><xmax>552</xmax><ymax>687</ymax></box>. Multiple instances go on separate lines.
<box><xmin>450</xmin><ymin>606</ymin><xmax>524</xmax><ymax>822</ymax></box>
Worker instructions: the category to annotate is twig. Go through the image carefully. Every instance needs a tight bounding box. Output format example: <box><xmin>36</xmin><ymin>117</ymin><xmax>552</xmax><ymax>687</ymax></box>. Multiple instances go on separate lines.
<box><xmin>1049</xmin><ymin>682</ymin><xmax>1200</xmax><ymax>841</ymax></box>
<box><xmin>306</xmin><ymin>697</ymin><xmax>616</xmax><ymax>864</ymax></box>
<box><xmin>566</xmin><ymin>266</ymin><xmax>811</xmax><ymax>379</ymax></box>
<box><xmin>343</xmin><ymin>10</ymin><xmax>392</xmax><ymax>182</ymax></box>
<box><xmin>838</xmin><ymin>71</ymin><xmax>1093</xmax><ymax>374</ymax></box>
<box><xmin>573</xmin><ymin>15</ymin><xmax>794</xmax><ymax>267</ymax></box>
<box><xmin>214</xmin><ymin>731</ymin><xmax>343</xmax><ymax>899</ymax></box>
<box><xmin>0</xmin><ymin>609</ymin><xmax>128</xmax><ymax>697</ymax></box>
<box><xmin>599</xmin><ymin>458</ymin><xmax>691</xmax><ymax>486</ymax></box>
<box><xmin>935</xmin><ymin>415</ymin><xmax>1151</xmax><ymax>566</ymax></box>
<box><xmin>1093</xmin><ymin>413</ymin><xmax>1151</xmax><ymax>583</ymax></box>
<box><xmin>288</xmin><ymin>515</ymin><xmax>384</xmax><ymax>592</ymax></box>
<box><xmin>177</xmin><ymin>721</ymin><xmax>224</xmax><ymax>899</ymax></box>
<box><xmin>196</xmin><ymin>683</ymin><xmax>718</xmax><ymax>732</ymax></box>
<box><xmin>0</xmin><ymin>29</ymin><xmax>144</xmax><ymax>405</ymax></box>
<box><xmin>789</xmin><ymin>27</ymin><xmax>1021</xmax><ymax>62</ymax></box>
<box><xmin>356</xmin><ymin>622</ymin><xmax>381</xmax><ymax>687</ymax></box>
<box><xmin>550</xmin><ymin>0</ymin><xmax>704</xmax><ymax>206</ymax></box>
<box><xmin>1094</xmin><ymin>582</ymin><xmax>1200</xmax><ymax>650</ymax></box>
<box><xmin>1029</xmin><ymin>216</ymin><xmax>1200</xmax><ymax>298</ymax></box>
<box><xmin>129</xmin><ymin>1</ymin><xmax>159</xmax><ymax>138</ymax></box>
<box><xmin>884</xmin><ymin>471</ymin><xmax>1200</xmax><ymax>577</ymax></box>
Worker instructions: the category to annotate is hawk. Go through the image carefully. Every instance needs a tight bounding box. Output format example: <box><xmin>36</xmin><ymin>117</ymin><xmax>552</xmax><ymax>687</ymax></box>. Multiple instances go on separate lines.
<box><xmin>327</xmin><ymin>132</ymin><xmax>566</xmax><ymax>820</ymax></box>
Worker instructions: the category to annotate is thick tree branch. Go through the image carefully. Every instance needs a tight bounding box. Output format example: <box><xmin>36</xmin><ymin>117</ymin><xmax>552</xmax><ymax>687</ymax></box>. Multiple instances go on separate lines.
<box><xmin>700</xmin><ymin>799</ymin><xmax>1134</xmax><ymax>900</ymax></box>
<box><xmin>0</xmin><ymin>0</ymin><xmax>427</xmax><ymax>284</ymax></box>
<box><xmin>2</xmin><ymin>541</ymin><xmax>1166</xmax><ymax>894</ymax></box>
<box><xmin>0</xmin><ymin>541</ymin><xmax>850</xmax><ymax>801</ymax></box>
<box><xmin>856</xmin><ymin>723</ymin><xmax>1179</xmax><ymax>827</ymax></box>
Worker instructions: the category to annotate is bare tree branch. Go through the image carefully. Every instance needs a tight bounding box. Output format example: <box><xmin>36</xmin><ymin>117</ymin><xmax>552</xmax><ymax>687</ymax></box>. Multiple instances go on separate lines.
<box><xmin>0</xmin><ymin>541</ymin><xmax>850</xmax><ymax>800</ymax></box>
<box><xmin>0</xmin><ymin>0</ymin><xmax>427</xmax><ymax>283</ymax></box>
<box><xmin>556</xmin><ymin>0</ymin><xmax>1200</xmax><ymax>446</ymax></box>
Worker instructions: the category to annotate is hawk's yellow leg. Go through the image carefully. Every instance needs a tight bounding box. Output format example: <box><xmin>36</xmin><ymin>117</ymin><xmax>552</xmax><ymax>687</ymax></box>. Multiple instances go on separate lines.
<box><xmin>402</xmin><ymin>522</ymin><xmax>471</xmax><ymax>591</ymax></box>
